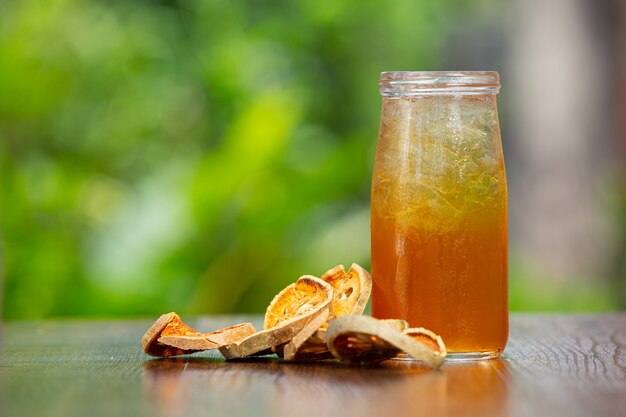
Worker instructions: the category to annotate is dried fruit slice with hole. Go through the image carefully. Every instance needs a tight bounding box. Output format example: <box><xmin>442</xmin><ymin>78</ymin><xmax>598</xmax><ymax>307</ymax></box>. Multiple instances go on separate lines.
<box><xmin>158</xmin><ymin>323</ymin><xmax>256</xmax><ymax>352</ymax></box>
<box><xmin>221</xmin><ymin>276</ymin><xmax>333</xmax><ymax>359</ymax></box>
<box><xmin>263</xmin><ymin>275</ymin><xmax>334</xmax><ymax>330</ymax></box>
<box><xmin>404</xmin><ymin>327</ymin><xmax>447</xmax><ymax>357</ymax></box>
<box><xmin>278</xmin><ymin>318</ymin><xmax>408</xmax><ymax>361</ymax></box>
<box><xmin>142</xmin><ymin>312</ymin><xmax>256</xmax><ymax>356</ymax></box>
<box><xmin>320</xmin><ymin>263</ymin><xmax>372</xmax><ymax>320</ymax></box>
<box><xmin>326</xmin><ymin>315</ymin><xmax>445</xmax><ymax>368</ymax></box>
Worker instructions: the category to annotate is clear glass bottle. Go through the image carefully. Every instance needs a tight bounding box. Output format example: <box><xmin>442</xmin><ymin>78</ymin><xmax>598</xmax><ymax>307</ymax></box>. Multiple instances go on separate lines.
<box><xmin>371</xmin><ymin>71</ymin><xmax>508</xmax><ymax>360</ymax></box>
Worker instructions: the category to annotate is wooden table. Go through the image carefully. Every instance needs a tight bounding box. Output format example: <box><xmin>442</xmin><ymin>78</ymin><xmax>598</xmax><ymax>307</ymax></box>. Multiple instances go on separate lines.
<box><xmin>1</xmin><ymin>314</ymin><xmax>625</xmax><ymax>417</ymax></box>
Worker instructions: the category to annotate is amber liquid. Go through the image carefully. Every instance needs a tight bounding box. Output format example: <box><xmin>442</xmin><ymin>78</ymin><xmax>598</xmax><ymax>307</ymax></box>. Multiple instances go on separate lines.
<box><xmin>371</xmin><ymin>95</ymin><xmax>508</xmax><ymax>356</ymax></box>
<box><xmin>371</xmin><ymin>206</ymin><xmax>508</xmax><ymax>354</ymax></box>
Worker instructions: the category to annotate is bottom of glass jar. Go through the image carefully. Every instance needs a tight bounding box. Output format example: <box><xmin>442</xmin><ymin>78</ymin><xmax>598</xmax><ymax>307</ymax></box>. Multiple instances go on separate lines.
<box><xmin>392</xmin><ymin>350</ymin><xmax>503</xmax><ymax>362</ymax></box>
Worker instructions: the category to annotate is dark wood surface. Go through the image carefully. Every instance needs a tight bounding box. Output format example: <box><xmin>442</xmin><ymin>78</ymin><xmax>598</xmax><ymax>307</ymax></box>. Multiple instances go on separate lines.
<box><xmin>1</xmin><ymin>314</ymin><xmax>625</xmax><ymax>417</ymax></box>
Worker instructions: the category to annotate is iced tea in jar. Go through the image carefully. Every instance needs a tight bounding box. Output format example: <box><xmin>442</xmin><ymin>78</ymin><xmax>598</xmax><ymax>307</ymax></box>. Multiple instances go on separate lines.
<box><xmin>371</xmin><ymin>71</ymin><xmax>507</xmax><ymax>359</ymax></box>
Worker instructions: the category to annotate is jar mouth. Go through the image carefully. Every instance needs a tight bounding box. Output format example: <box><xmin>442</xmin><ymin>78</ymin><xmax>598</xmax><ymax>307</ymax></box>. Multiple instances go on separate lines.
<box><xmin>379</xmin><ymin>71</ymin><xmax>500</xmax><ymax>96</ymax></box>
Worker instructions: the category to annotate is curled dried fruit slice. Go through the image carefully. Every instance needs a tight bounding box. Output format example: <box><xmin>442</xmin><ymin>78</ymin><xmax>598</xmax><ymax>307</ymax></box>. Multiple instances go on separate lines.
<box><xmin>280</xmin><ymin>318</ymin><xmax>408</xmax><ymax>361</ymax></box>
<box><xmin>320</xmin><ymin>263</ymin><xmax>372</xmax><ymax>319</ymax></box>
<box><xmin>142</xmin><ymin>312</ymin><xmax>256</xmax><ymax>357</ymax></box>
<box><xmin>220</xmin><ymin>308</ymin><xmax>330</xmax><ymax>359</ymax></box>
<box><xmin>404</xmin><ymin>327</ymin><xmax>447</xmax><ymax>357</ymax></box>
<box><xmin>142</xmin><ymin>312</ymin><xmax>199</xmax><ymax>357</ymax></box>
<box><xmin>326</xmin><ymin>315</ymin><xmax>445</xmax><ymax>368</ymax></box>
<box><xmin>158</xmin><ymin>323</ymin><xmax>256</xmax><ymax>352</ymax></box>
<box><xmin>264</xmin><ymin>275</ymin><xmax>334</xmax><ymax>330</ymax></box>
<box><xmin>222</xmin><ymin>276</ymin><xmax>333</xmax><ymax>359</ymax></box>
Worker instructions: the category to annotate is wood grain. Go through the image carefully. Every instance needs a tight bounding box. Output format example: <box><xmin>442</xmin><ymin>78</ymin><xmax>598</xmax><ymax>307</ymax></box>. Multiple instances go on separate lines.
<box><xmin>0</xmin><ymin>314</ymin><xmax>625</xmax><ymax>417</ymax></box>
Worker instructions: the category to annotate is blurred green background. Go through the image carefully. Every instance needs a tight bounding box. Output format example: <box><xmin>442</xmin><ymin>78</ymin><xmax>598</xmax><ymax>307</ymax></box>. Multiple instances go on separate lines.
<box><xmin>1</xmin><ymin>0</ymin><xmax>624</xmax><ymax>320</ymax></box>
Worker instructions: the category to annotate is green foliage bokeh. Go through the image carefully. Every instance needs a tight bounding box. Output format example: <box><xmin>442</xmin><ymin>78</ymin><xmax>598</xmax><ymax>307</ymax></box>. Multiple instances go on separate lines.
<box><xmin>1</xmin><ymin>0</ymin><xmax>475</xmax><ymax>319</ymax></box>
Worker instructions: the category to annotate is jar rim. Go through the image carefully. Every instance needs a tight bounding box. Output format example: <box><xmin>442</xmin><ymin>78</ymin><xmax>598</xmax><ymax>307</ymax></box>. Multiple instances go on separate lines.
<box><xmin>379</xmin><ymin>71</ymin><xmax>500</xmax><ymax>96</ymax></box>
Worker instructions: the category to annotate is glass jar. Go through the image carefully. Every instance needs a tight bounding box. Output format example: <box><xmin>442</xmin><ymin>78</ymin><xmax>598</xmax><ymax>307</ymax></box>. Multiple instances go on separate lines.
<box><xmin>370</xmin><ymin>71</ymin><xmax>508</xmax><ymax>360</ymax></box>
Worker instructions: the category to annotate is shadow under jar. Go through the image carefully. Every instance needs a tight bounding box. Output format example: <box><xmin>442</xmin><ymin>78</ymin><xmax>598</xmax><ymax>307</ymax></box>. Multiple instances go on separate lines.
<box><xmin>371</xmin><ymin>71</ymin><xmax>508</xmax><ymax>360</ymax></box>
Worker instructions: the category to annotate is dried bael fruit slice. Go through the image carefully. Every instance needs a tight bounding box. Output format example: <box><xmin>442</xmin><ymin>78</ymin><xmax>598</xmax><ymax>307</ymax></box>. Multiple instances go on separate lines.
<box><xmin>320</xmin><ymin>263</ymin><xmax>372</xmax><ymax>319</ymax></box>
<box><xmin>158</xmin><ymin>323</ymin><xmax>256</xmax><ymax>351</ymax></box>
<box><xmin>142</xmin><ymin>312</ymin><xmax>256</xmax><ymax>357</ymax></box>
<box><xmin>220</xmin><ymin>308</ymin><xmax>330</xmax><ymax>359</ymax></box>
<box><xmin>221</xmin><ymin>276</ymin><xmax>333</xmax><ymax>359</ymax></box>
<box><xmin>404</xmin><ymin>327</ymin><xmax>447</xmax><ymax>357</ymax></box>
<box><xmin>275</xmin><ymin>264</ymin><xmax>374</xmax><ymax>361</ymax></box>
<box><xmin>142</xmin><ymin>312</ymin><xmax>198</xmax><ymax>357</ymax></box>
<box><xmin>326</xmin><ymin>315</ymin><xmax>445</xmax><ymax>368</ymax></box>
<box><xmin>280</xmin><ymin>318</ymin><xmax>409</xmax><ymax>362</ymax></box>
<box><xmin>263</xmin><ymin>275</ymin><xmax>333</xmax><ymax>330</ymax></box>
